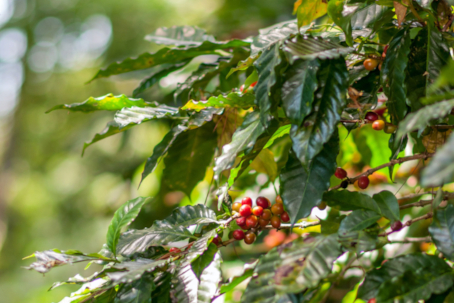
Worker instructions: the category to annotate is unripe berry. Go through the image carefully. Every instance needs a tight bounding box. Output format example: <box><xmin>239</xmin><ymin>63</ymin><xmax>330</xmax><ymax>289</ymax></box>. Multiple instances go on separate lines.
<box><xmin>236</xmin><ymin>217</ymin><xmax>246</xmax><ymax>226</ymax></box>
<box><xmin>270</xmin><ymin>216</ymin><xmax>281</xmax><ymax>229</ymax></box>
<box><xmin>256</xmin><ymin>196</ymin><xmax>271</xmax><ymax>208</ymax></box>
<box><xmin>372</xmin><ymin>120</ymin><xmax>385</xmax><ymax>131</ymax></box>
<box><xmin>169</xmin><ymin>247</ymin><xmax>181</xmax><ymax>253</ymax></box>
<box><xmin>232</xmin><ymin>202</ymin><xmax>242</xmax><ymax>212</ymax></box>
<box><xmin>245</xmin><ymin>215</ymin><xmax>258</xmax><ymax>229</ymax></box>
<box><xmin>363</xmin><ymin>58</ymin><xmax>379</xmax><ymax>71</ymax></box>
<box><xmin>252</xmin><ymin>206</ymin><xmax>264</xmax><ymax>216</ymax></box>
<box><xmin>239</xmin><ymin>204</ymin><xmax>252</xmax><ymax>217</ymax></box>
<box><xmin>334</xmin><ymin>167</ymin><xmax>347</xmax><ymax>179</ymax></box>
<box><xmin>318</xmin><ymin>201</ymin><xmax>327</xmax><ymax>210</ymax></box>
<box><xmin>271</xmin><ymin>203</ymin><xmax>284</xmax><ymax>215</ymax></box>
<box><xmin>340</xmin><ymin>180</ymin><xmax>349</xmax><ymax>189</ymax></box>
<box><xmin>384</xmin><ymin>124</ymin><xmax>397</xmax><ymax>134</ymax></box>
<box><xmin>261</xmin><ymin>209</ymin><xmax>272</xmax><ymax>220</ymax></box>
<box><xmin>244</xmin><ymin>232</ymin><xmax>256</xmax><ymax>244</ymax></box>
<box><xmin>280</xmin><ymin>212</ymin><xmax>290</xmax><ymax>222</ymax></box>
<box><xmin>232</xmin><ymin>229</ymin><xmax>245</xmax><ymax>240</ymax></box>
<box><xmin>275</xmin><ymin>195</ymin><xmax>283</xmax><ymax>204</ymax></box>
<box><xmin>241</xmin><ymin>197</ymin><xmax>253</xmax><ymax>206</ymax></box>
<box><xmin>358</xmin><ymin>176</ymin><xmax>370</xmax><ymax>189</ymax></box>
<box><xmin>259</xmin><ymin>218</ymin><xmax>270</xmax><ymax>227</ymax></box>
<box><xmin>391</xmin><ymin>220</ymin><xmax>403</xmax><ymax>231</ymax></box>
<box><xmin>365</xmin><ymin>112</ymin><xmax>379</xmax><ymax>122</ymax></box>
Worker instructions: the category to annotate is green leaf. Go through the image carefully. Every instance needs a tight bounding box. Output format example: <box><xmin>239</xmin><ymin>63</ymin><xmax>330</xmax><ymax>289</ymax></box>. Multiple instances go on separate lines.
<box><xmin>426</xmin><ymin>20</ymin><xmax>450</xmax><ymax>93</ymax></box>
<box><xmin>114</xmin><ymin>276</ymin><xmax>154</xmax><ymax>303</ymax></box>
<box><xmin>251</xmin><ymin>20</ymin><xmax>298</xmax><ymax>56</ymax></box>
<box><xmin>254</xmin><ymin>42</ymin><xmax>282</xmax><ymax>125</ymax></box>
<box><xmin>46</xmin><ymin>94</ymin><xmax>149</xmax><ymax>113</ymax></box>
<box><xmin>241</xmin><ymin>235</ymin><xmax>343</xmax><ymax>302</ymax></box>
<box><xmin>294</xmin><ymin>0</ymin><xmax>328</xmax><ymax>28</ymax></box>
<box><xmin>290</xmin><ymin>57</ymin><xmax>348</xmax><ymax>168</ymax></box>
<box><xmin>396</xmin><ymin>99</ymin><xmax>454</xmax><ymax>140</ymax></box>
<box><xmin>171</xmin><ymin>263</ymin><xmax>199</xmax><ymax>303</ymax></box>
<box><xmin>429</xmin><ymin>204</ymin><xmax>454</xmax><ymax>262</ymax></box>
<box><xmin>227</xmin><ymin>55</ymin><xmax>258</xmax><ymax>78</ymax></box>
<box><xmin>421</xmin><ymin>132</ymin><xmax>454</xmax><ymax>187</ymax></box>
<box><xmin>338</xmin><ymin>224</ymin><xmax>386</xmax><ymax>254</ymax></box>
<box><xmin>108</xmin><ymin>258</ymin><xmax>169</xmax><ymax>284</ymax></box>
<box><xmin>219</xmin><ymin>261</ymin><xmax>257</xmax><ymax>294</ymax></box>
<box><xmin>106</xmin><ymin>197</ymin><xmax>149</xmax><ymax>256</ymax></box>
<box><xmin>283</xmin><ymin>35</ymin><xmax>354</xmax><ymax>61</ymax></box>
<box><xmin>191</xmin><ymin>243</ymin><xmax>218</xmax><ymax>280</ymax></box>
<box><xmin>322</xmin><ymin>190</ymin><xmax>381</xmax><ymax>214</ymax></box>
<box><xmin>151</xmin><ymin>272</ymin><xmax>172</xmax><ymax>303</ymax></box>
<box><xmin>163</xmin><ymin>205</ymin><xmax>218</xmax><ymax>228</ymax></box>
<box><xmin>281</xmin><ymin>60</ymin><xmax>320</xmax><ymax>126</ymax></box>
<box><xmin>338</xmin><ymin>210</ymin><xmax>381</xmax><ymax>235</ymax></box>
<box><xmin>89</xmin><ymin>39</ymin><xmax>250</xmax><ymax>81</ymax></box>
<box><xmin>358</xmin><ymin>253</ymin><xmax>454</xmax><ymax>301</ymax></box>
<box><xmin>114</xmin><ymin>104</ymin><xmax>180</xmax><ymax>128</ymax></box>
<box><xmin>214</xmin><ymin>111</ymin><xmax>266</xmax><ymax>178</ymax></box>
<box><xmin>197</xmin><ymin>252</ymin><xmax>222</xmax><ymax>302</ymax></box>
<box><xmin>145</xmin><ymin>25</ymin><xmax>215</xmax><ymax>46</ymax></box>
<box><xmin>280</xmin><ymin>131</ymin><xmax>339</xmax><ymax>225</ymax></box>
<box><xmin>162</xmin><ymin>122</ymin><xmax>217</xmax><ymax>197</ymax></box>
<box><xmin>372</xmin><ymin>190</ymin><xmax>400</xmax><ymax>222</ymax></box>
<box><xmin>381</xmin><ymin>26</ymin><xmax>412</xmax><ymax>124</ymax></box>
<box><xmin>182</xmin><ymin>91</ymin><xmax>255</xmax><ymax>112</ymax></box>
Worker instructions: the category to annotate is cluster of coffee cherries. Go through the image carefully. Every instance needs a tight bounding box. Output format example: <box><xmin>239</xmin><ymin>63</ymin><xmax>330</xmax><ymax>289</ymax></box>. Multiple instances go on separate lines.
<box><xmin>335</xmin><ymin>167</ymin><xmax>370</xmax><ymax>190</ymax></box>
<box><xmin>231</xmin><ymin>196</ymin><xmax>290</xmax><ymax>245</ymax></box>
<box><xmin>365</xmin><ymin>111</ymin><xmax>396</xmax><ymax>134</ymax></box>
<box><xmin>363</xmin><ymin>45</ymin><xmax>388</xmax><ymax>72</ymax></box>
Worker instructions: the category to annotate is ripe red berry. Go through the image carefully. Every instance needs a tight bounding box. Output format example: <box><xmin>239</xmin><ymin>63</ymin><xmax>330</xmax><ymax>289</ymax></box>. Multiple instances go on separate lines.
<box><xmin>280</xmin><ymin>212</ymin><xmax>290</xmax><ymax>222</ymax></box>
<box><xmin>270</xmin><ymin>216</ymin><xmax>281</xmax><ymax>229</ymax></box>
<box><xmin>334</xmin><ymin>167</ymin><xmax>347</xmax><ymax>179</ymax></box>
<box><xmin>372</xmin><ymin>120</ymin><xmax>385</xmax><ymax>131</ymax></box>
<box><xmin>368</xmin><ymin>299</ymin><xmax>377</xmax><ymax>303</ymax></box>
<box><xmin>232</xmin><ymin>229</ymin><xmax>245</xmax><ymax>240</ymax></box>
<box><xmin>365</xmin><ymin>112</ymin><xmax>379</xmax><ymax>122</ymax></box>
<box><xmin>236</xmin><ymin>217</ymin><xmax>246</xmax><ymax>226</ymax></box>
<box><xmin>374</xmin><ymin>107</ymin><xmax>386</xmax><ymax>116</ymax></box>
<box><xmin>256</xmin><ymin>196</ymin><xmax>271</xmax><ymax>208</ymax></box>
<box><xmin>358</xmin><ymin>176</ymin><xmax>370</xmax><ymax>189</ymax></box>
<box><xmin>271</xmin><ymin>203</ymin><xmax>284</xmax><ymax>215</ymax></box>
<box><xmin>363</xmin><ymin>58</ymin><xmax>379</xmax><ymax>71</ymax></box>
<box><xmin>261</xmin><ymin>209</ymin><xmax>272</xmax><ymax>220</ymax></box>
<box><xmin>244</xmin><ymin>232</ymin><xmax>256</xmax><ymax>244</ymax></box>
<box><xmin>245</xmin><ymin>215</ymin><xmax>258</xmax><ymax>229</ymax></box>
<box><xmin>275</xmin><ymin>195</ymin><xmax>283</xmax><ymax>204</ymax></box>
<box><xmin>252</xmin><ymin>206</ymin><xmax>264</xmax><ymax>216</ymax></box>
<box><xmin>241</xmin><ymin>197</ymin><xmax>253</xmax><ymax>206</ymax></box>
<box><xmin>391</xmin><ymin>220</ymin><xmax>403</xmax><ymax>231</ymax></box>
<box><xmin>250</xmin><ymin>81</ymin><xmax>258</xmax><ymax>88</ymax></box>
<box><xmin>169</xmin><ymin>247</ymin><xmax>181</xmax><ymax>253</ymax></box>
<box><xmin>258</xmin><ymin>218</ymin><xmax>270</xmax><ymax>227</ymax></box>
<box><xmin>212</xmin><ymin>237</ymin><xmax>220</xmax><ymax>245</ymax></box>
<box><xmin>239</xmin><ymin>204</ymin><xmax>252</xmax><ymax>217</ymax></box>
<box><xmin>232</xmin><ymin>202</ymin><xmax>242</xmax><ymax>213</ymax></box>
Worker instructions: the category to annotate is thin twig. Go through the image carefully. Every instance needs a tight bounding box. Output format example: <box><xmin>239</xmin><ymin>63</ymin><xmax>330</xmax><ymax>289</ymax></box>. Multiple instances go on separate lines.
<box><xmin>399</xmin><ymin>199</ymin><xmax>433</xmax><ymax>209</ymax></box>
<box><xmin>262</xmin><ymin>221</ymin><xmax>320</xmax><ymax>230</ymax></box>
<box><xmin>379</xmin><ymin>212</ymin><xmax>433</xmax><ymax>237</ymax></box>
<box><xmin>388</xmin><ymin>236</ymin><xmax>432</xmax><ymax>243</ymax></box>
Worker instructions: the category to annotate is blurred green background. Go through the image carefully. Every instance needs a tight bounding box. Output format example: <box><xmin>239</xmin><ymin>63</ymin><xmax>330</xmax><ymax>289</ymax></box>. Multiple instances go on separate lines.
<box><xmin>0</xmin><ymin>0</ymin><xmax>294</xmax><ymax>302</ymax></box>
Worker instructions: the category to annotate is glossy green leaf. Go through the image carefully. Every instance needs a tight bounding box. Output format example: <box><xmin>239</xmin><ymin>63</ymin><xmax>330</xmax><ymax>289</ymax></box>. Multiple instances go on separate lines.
<box><xmin>227</xmin><ymin>55</ymin><xmax>258</xmax><ymax>77</ymax></box>
<box><xmin>171</xmin><ymin>263</ymin><xmax>199</xmax><ymax>303</ymax></box>
<box><xmin>114</xmin><ymin>104</ymin><xmax>180</xmax><ymax>128</ymax></box>
<box><xmin>372</xmin><ymin>190</ymin><xmax>400</xmax><ymax>222</ymax></box>
<box><xmin>381</xmin><ymin>26</ymin><xmax>412</xmax><ymax>124</ymax></box>
<box><xmin>421</xmin><ymin>132</ymin><xmax>454</xmax><ymax>187</ymax></box>
<box><xmin>283</xmin><ymin>35</ymin><xmax>354</xmax><ymax>61</ymax></box>
<box><xmin>426</xmin><ymin>20</ymin><xmax>450</xmax><ymax>93</ymax></box>
<box><xmin>219</xmin><ymin>261</ymin><xmax>257</xmax><ymax>294</ymax></box>
<box><xmin>280</xmin><ymin>131</ymin><xmax>339</xmax><ymax>225</ymax></box>
<box><xmin>145</xmin><ymin>25</ymin><xmax>215</xmax><ymax>46</ymax></box>
<box><xmin>254</xmin><ymin>42</ymin><xmax>282</xmax><ymax>125</ymax></box>
<box><xmin>106</xmin><ymin>197</ymin><xmax>150</xmax><ymax>256</ymax></box>
<box><xmin>114</xmin><ymin>276</ymin><xmax>154</xmax><ymax>303</ymax></box>
<box><xmin>323</xmin><ymin>190</ymin><xmax>381</xmax><ymax>214</ymax></box>
<box><xmin>338</xmin><ymin>210</ymin><xmax>381</xmax><ymax>235</ymax></box>
<box><xmin>251</xmin><ymin>20</ymin><xmax>298</xmax><ymax>56</ymax></box>
<box><xmin>294</xmin><ymin>0</ymin><xmax>328</xmax><ymax>28</ymax></box>
<box><xmin>151</xmin><ymin>273</ymin><xmax>172</xmax><ymax>303</ymax></box>
<box><xmin>197</xmin><ymin>252</ymin><xmax>222</xmax><ymax>302</ymax></box>
<box><xmin>89</xmin><ymin>39</ymin><xmax>250</xmax><ymax>81</ymax></box>
<box><xmin>429</xmin><ymin>204</ymin><xmax>454</xmax><ymax>262</ymax></box>
<box><xmin>46</xmin><ymin>94</ymin><xmax>149</xmax><ymax>113</ymax></box>
<box><xmin>339</xmin><ymin>224</ymin><xmax>386</xmax><ymax>254</ymax></box>
<box><xmin>164</xmin><ymin>205</ymin><xmax>218</xmax><ymax>229</ymax></box>
<box><xmin>281</xmin><ymin>59</ymin><xmax>320</xmax><ymax>126</ymax></box>
<box><xmin>191</xmin><ymin>243</ymin><xmax>217</xmax><ymax>280</ymax></box>
<box><xmin>162</xmin><ymin>122</ymin><xmax>217</xmax><ymax>197</ymax></box>
<box><xmin>108</xmin><ymin>258</ymin><xmax>169</xmax><ymax>284</ymax></box>
<box><xmin>290</xmin><ymin>57</ymin><xmax>347</xmax><ymax>168</ymax></box>
<box><xmin>182</xmin><ymin>91</ymin><xmax>255</xmax><ymax>112</ymax></box>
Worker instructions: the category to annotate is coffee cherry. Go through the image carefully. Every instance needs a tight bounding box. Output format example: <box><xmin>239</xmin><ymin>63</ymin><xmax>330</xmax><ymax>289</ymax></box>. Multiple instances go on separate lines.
<box><xmin>241</xmin><ymin>197</ymin><xmax>253</xmax><ymax>206</ymax></box>
<box><xmin>372</xmin><ymin>120</ymin><xmax>385</xmax><ymax>131</ymax></box>
<box><xmin>232</xmin><ymin>202</ymin><xmax>242</xmax><ymax>213</ymax></box>
<box><xmin>280</xmin><ymin>212</ymin><xmax>290</xmax><ymax>222</ymax></box>
<box><xmin>358</xmin><ymin>176</ymin><xmax>370</xmax><ymax>189</ymax></box>
<box><xmin>244</xmin><ymin>232</ymin><xmax>256</xmax><ymax>245</ymax></box>
<box><xmin>391</xmin><ymin>220</ymin><xmax>403</xmax><ymax>231</ymax></box>
<box><xmin>334</xmin><ymin>167</ymin><xmax>347</xmax><ymax>179</ymax></box>
<box><xmin>318</xmin><ymin>201</ymin><xmax>327</xmax><ymax>210</ymax></box>
<box><xmin>232</xmin><ymin>229</ymin><xmax>245</xmax><ymax>240</ymax></box>
<box><xmin>239</xmin><ymin>204</ymin><xmax>252</xmax><ymax>217</ymax></box>
<box><xmin>261</xmin><ymin>209</ymin><xmax>272</xmax><ymax>220</ymax></box>
<box><xmin>271</xmin><ymin>203</ymin><xmax>284</xmax><ymax>215</ymax></box>
<box><xmin>363</xmin><ymin>58</ymin><xmax>379</xmax><ymax>71</ymax></box>
<box><xmin>252</xmin><ymin>206</ymin><xmax>264</xmax><ymax>216</ymax></box>
<box><xmin>240</xmin><ymin>224</ymin><xmax>249</xmax><ymax>230</ymax></box>
<box><xmin>256</xmin><ymin>196</ymin><xmax>271</xmax><ymax>208</ymax></box>
<box><xmin>368</xmin><ymin>299</ymin><xmax>377</xmax><ymax>303</ymax></box>
<box><xmin>236</xmin><ymin>217</ymin><xmax>246</xmax><ymax>226</ymax></box>
<box><xmin>365</xmin><ymin>111</ymin><xmax>379</xmax><ymax>122</ymax></box>
<box><xmin>275</xmin><ymin>195</ymin><xmax>283</xmax><ymax>204</ymax></box>
<box><xmin>259</xmin><ymin>217</ymin><xmax>270</xmax><ymax>227</ymax></box>
<box><xmin>375</xmin><ymin>107</ymin><xmax>386</xmax><ymax>116</ymax></box>
<box><xmin>212</xmin><ymin>237</ymin><xmax>220</xmax><ymax>245</ymax></box>
<box><xmin>340</xmin><ymin>180</ymin><xmax>349</xmax><ymax>189</ymax></box>
<box><xmin>384</xmin><ymin>124</ymin><xmax>397</xmax><ymax>134</ymax></box>
<box><xmin>270</xmin><ymin>216</ymin><xmax>281</xmax><ymax>229</ymax></box>
<box><xmin>169</xmin><ymin>247</ymin><xmax>181</xmax><ymax>253</ymax></box>
<box><xmin>245</xmin><ymin>215</ymin><xmax>258</xmax><ymax>229</ymax></box>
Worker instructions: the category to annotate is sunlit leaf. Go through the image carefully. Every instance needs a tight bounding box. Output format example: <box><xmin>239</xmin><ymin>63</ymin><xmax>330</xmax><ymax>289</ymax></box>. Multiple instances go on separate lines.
<box><xmin>283</xmin><ymin>35</ymin><xmax>354</xmax><ymax>61</ymax></box>
<box><xmin>182</xmin><ymin>92</ymin><xmax>255</xmax><ymax>112</ymax></box>
<box><xmin>372</xmin><ymin>190</ymin><xmax>400</xmax><ymax>222</ymax></box>
<box><xmin>251</xmin><ymin>20</ymin><xmax>298</xmax><ymax>56</ymax></box>
<box><xmin>294</xmin><ymin>0</ymin><xmax>328</xmax><ymax>28</ymax></box>
<box><xmin>145</xmin><ymin>25</ymin><xmax>215</xmax><ymax>46</ymax></box>
<box><xmin>108</xmin><ymin>258</ymin><xmax>169</xmax><ymax>284</ymax></box>
<box><xmin>114</xmin><ymin>104</ymin><xmax>180</xmax><ymax>128</ymax></box>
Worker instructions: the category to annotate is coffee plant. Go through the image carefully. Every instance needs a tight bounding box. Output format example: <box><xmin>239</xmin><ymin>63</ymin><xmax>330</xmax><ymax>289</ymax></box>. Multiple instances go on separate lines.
<box><xmin>25</xmin><ymin>0</ymin><xmax>454</xmax><ymax>302</ymax></box>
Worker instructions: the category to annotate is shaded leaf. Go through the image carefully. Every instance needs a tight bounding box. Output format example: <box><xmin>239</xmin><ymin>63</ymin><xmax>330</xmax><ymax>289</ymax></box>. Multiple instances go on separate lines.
<box><xmin>421</xmin><ymin>132</ymin><xmax>454</xmax><ymax>187</ymax></box>
<box><xmin>429</xmin><ymin>204</ymin><xmax>454</xmax><ymax>262</ymax></box>
<box><xmin>338</xmin><ymin>210</ymin><xmax>381</xmax><ymax>235</ymax></box>
<box><xmin>283</xmin><ymin>35</ymin><xmax>354</xmax><ymax>61</ymax></box>
<box><xmin>145</xmin><ymin>25</ymin><xmax>215</xmax><ymax>46</ymax></box>
<box><xmin>323</xmin><ymin>190</ymin><xmax>381</xmax><ymax>214</ymax></box>
<box><xmin>219</xmin><ymin>261</ymin><xmax>257</xmax><ymax>294</ymax></box>
<box><xmin>227</xmin><ymin>55</ymin><xmax>258</xmax><ymax>77</ymax></box>
<box><xmin>191</xmin><ymin>243</ymin><xmax>218</xmax><ymax>280</ymax></box>
<box><xmin>372</xmin><ymin>190</ymin><xmax>400</xmax><ymax>222</ymax></box>
<box><xmin>114</xmin><ymin>276</ymin><xmax>154</xmax><ymax>303</ymax></box>
<box><xmin>294</xmin><ymin>0</ymin><xmax>328</xmax><ymax>28</ymax></box>
<box><xmin>182</xmin><ymin>91</ymin><xmax>255</xmax><ymax>112</ymax></box>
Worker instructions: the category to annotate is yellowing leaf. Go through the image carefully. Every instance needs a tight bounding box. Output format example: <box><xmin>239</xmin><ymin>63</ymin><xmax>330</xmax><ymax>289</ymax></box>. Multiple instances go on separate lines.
<box><xmin>294</xmin><ymin>0</ymin><xmax>328</xmax><ymax>28</ymax></box>
<box><xmin>249</xmin><ymin>149</ymin><xmax>278</xmax><ymax>181</ymax></box>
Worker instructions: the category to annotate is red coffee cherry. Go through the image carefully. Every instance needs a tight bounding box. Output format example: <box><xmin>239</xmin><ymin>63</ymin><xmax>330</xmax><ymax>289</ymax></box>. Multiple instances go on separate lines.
<box><xmin>244</xmin><ymin>232</ymin><xmax>256</xmax><ymax>244</ymax></box>
<box><xmin>232</xmin><ymin>229</ymin><xmax>245</xmax><ymax>240</ymax></box>
<box><xmin>372</xmin><ymin>120</ymin><xmax>385</xmax><ymax>131</ymax></box>
<box><xmin>258</xmin><ymin>218</ymin><xmax>270</xmax><ymax>227</ymax></box>
<box><xmin>245</xmin><ymin>215</ymin><xmax>258</xmax><ymax>229</ymax></box>
<box><xmin>363</xmin><ymin>58</ymin><xmax>379</xmax><ymax>71</ymax></box>
<box><xmin>391</xmin><ymin>220</ymin><xmax>403</xmax><ymax>231</ymax></box>
<box><xmin>212</xmin><ymin>237</ymin><xmax>220</xmax><ymax>245</ymax></box>
<box><xmin>334</xmin><ymin>167</ymin><xmax>347</xmax><ymax>179</ymax></box>
<box><xmin>232</xmin><ymin>202</ymin><xmax>242</xmax><ymax>212</ymax></box>
<box><xmin>358</xmin><ymin>176</ymin><xmax>370</xmax><ymax>189</ymax></box>
<box><xmin>169</xmin><ymin>247</ymin><xmax>181</xmax><ymax>253</ymax></box>
<box><xmin>275</xmin><ymin>195</ymin><xmax>283</xmax><ymax>204</ymax></box>
<box><xmin>280</xmin><ymin>212</ymin><xmax>290</xmax><ymax>222</ymax></box>
<box><xmin>368</xmin><ymin>299</ymin><xmax>377</xmax><ymax>303</ymax></box>
<box><xmin>261</xmin><ymin>209</ymin><xmax>272</xmax><ymax>220</ymax></box>
<box><xmin>271</xmin><ymin>203</ymin><xmax>284</xmax><ymax>215</ymax></box>
<box><xmin>256</xmin><ymin>196</ymin><xmax>271</xmax><ymax>208</ymax></box>
<box><xmin>270</xmin><ymin>216</ymin><xmax>281</xmax><ymax>229</ymax></box>
<box><xmin>241</xmin><ymin>197</ymin><xmax>253</xmax><ymax>206</ymax></box>
<box><xmin>365</xmin><ymin>111</ymin><xmax>379</xmax><ymax>122</ymax></box>
<box><xmin>239</xmin><ymin>204</ymin><xmax>252</xmax><ymax>217</ymax></box>
<box><xmin>252</xmin><ymin>206</ymin><xmax>264</xmax><ymax>216</ymax></box>
<box><xmin>236</xmin><ymin>217</ymin><xmax>246</xmax><ymax>226</ymax></box>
